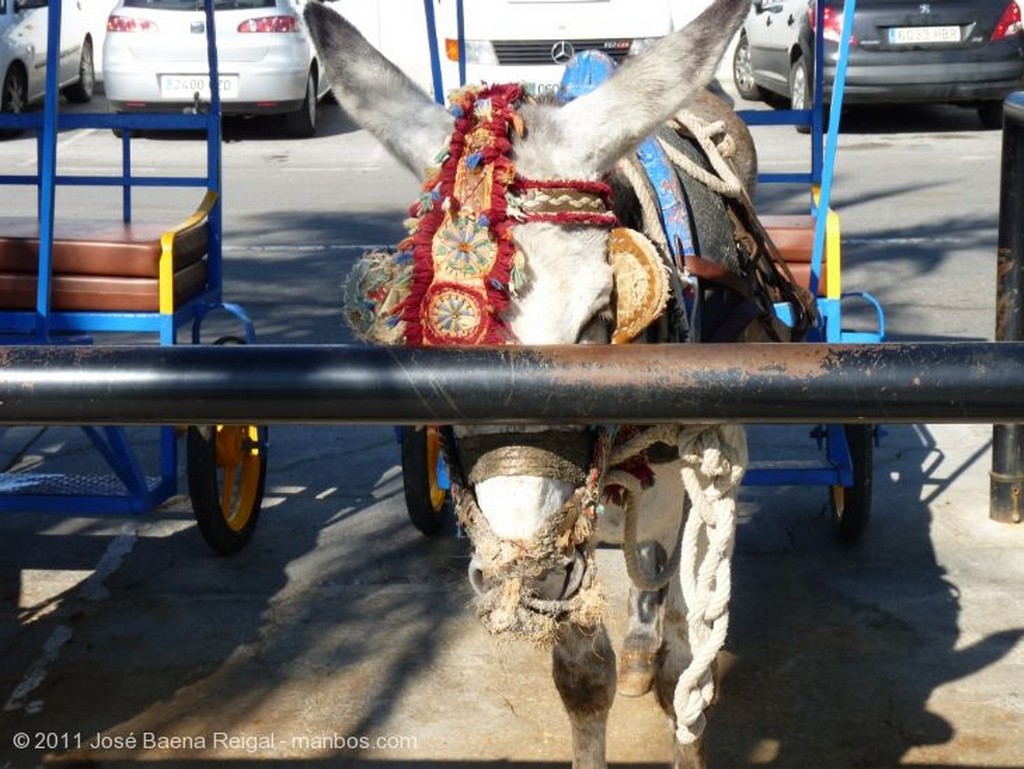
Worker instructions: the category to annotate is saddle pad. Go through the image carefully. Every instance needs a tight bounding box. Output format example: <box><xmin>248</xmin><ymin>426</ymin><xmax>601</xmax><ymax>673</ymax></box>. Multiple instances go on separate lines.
<box><xmin>0</xmin><ymin>259</ymin><xmax>208</xmax><ymax>312</ymax></box>
<box><xmin>0</xmin><ymin>217</ymin><xmax>208</xmax><ymax>277</ymax></box>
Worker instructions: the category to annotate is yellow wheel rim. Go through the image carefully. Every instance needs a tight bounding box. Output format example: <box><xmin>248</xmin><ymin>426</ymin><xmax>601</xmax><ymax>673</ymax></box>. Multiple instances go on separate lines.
<box><xmin>214</xmin><ymin>424</ymin><xmax>264</xmax><ymax>532</ymax></box>
<box><xmin>426</xmin><ymin>428</ymin><xmax>446</xmax><ymax>512</ymax></box>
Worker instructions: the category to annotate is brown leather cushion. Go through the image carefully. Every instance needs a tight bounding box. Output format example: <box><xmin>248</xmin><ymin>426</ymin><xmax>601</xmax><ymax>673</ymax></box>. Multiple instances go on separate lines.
<box><xmin>761</xmin><ymin>213</ymin><xmax>828</xmax><ymax>297</ymax></box>
<box><xmin>0</xmin><ymin>260</ymin><xmax>208</xmax><ymax>312</ymax></box>
<box><xmin>0</xmin><ymin>217</ymin><xmax>207</xmax><ymax>277</ymax></box>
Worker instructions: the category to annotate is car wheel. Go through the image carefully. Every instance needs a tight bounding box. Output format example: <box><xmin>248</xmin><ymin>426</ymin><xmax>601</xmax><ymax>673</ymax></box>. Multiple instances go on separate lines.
<box><xmin>284</xmin><ymin>70</ymin><xmax>317</xmax><ymax>138</ymax></box>
<box><xmin>978</xmin><ymin>101</ymin><xmax>1003</xmax><ymax>130</ymax></box>
<box><xmin>62</xmin><ymin>39</ymin><xmax>95</xmax><ymax>104</ymax></box>
<box><xmin>0</xmin><ymin>65</ymin><xmax>27</xmax><ymax>139</ymax></box>
<box><xmin>732</xmin><ymin>33</ymin><xmax>766</xmax><ymax>102</ymax></box>
<box><xmin>789</xmin><ymin>53</ymin><xmax>812</xmax><ymax>134</ymax></box>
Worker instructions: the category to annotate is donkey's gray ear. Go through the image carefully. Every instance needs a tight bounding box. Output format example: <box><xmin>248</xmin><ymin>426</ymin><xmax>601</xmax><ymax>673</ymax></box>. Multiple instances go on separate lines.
<box><xmin>304</xmin><ymin>1</ymin><xmax>451</xmax><ymax>179</ymax></box>
<box><xmin>554</xmin><ymin>0</ymin><xmax>749</xmax><ymax>175</ymax></box>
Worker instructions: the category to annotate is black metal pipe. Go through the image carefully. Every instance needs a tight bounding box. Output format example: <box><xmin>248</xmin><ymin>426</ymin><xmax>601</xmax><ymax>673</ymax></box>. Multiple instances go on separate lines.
<box><xmin>992</xmin><ymin>93</ymin><xmax>1024</xmax><ymax>524</ymax></box>
<box><xmin>0</xmin><ymin>342</ymin><xmax>1023</xmax><ymax>426</ymax></box>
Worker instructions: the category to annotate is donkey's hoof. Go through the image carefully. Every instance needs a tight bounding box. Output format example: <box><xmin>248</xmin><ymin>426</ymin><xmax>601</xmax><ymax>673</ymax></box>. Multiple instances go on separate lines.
<box><xmin>616</xmin><ymin>649</ymin><xmax>657</xmax><ymax>697</ymax></box>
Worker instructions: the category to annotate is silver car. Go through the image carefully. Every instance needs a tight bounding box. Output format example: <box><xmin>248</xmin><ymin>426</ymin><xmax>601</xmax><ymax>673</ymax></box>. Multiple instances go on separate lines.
<box><xmin>102</xmin><ymin>0</ymin><xmax>327</xmax><ymax>137</ymax></box>
<box><xmin>1</xmin><ymin>0</ymin><xmax>95</xmax><ymax>126</ymax></box>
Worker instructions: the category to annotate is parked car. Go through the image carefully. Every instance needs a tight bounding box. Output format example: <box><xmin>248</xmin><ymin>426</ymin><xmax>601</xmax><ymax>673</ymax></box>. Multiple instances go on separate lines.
<box><xmin>732</xmin><ymin>0</ymin><xmax>1024</xmax><ymax>128</ymax></box>
<box><xmin>102</xmin><ymin>0</ymin><xmax>328</xmax><ymax>138</ymax></box>
<box><xmin>0</xmin><ymin>0</ymin><xmax>96</xmax><ymax>129</ymax></box>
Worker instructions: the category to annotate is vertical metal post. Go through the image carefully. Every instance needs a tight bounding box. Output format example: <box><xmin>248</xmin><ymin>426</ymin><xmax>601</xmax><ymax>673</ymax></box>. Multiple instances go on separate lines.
<box><xmin>991</xmin><ymin>92</ymin><xmax>1024</xmax><ymax>523</ymax></box>
<box><xmin>423</xmin><ymin>0</ymin><xmax>445</xmax><ymax>104</ymax></box>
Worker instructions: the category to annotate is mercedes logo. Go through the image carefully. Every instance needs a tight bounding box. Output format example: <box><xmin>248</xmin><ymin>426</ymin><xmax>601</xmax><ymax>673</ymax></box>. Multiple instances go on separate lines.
<box><xmin>550</xmin><ymin>40</ymin><xmax>575</xmax><ymax>64</ymax></box>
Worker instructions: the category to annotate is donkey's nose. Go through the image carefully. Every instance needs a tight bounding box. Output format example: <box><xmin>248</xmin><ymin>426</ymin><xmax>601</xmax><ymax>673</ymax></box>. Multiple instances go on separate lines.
<box><xmin>468</xmin><ymin>548</ymin><xmax>589</xmax><ymax>602</ymax></box>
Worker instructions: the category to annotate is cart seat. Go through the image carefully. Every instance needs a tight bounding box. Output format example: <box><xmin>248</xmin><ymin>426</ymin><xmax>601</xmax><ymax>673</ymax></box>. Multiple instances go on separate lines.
<box><xmin>0</xmin><ymin>192</ymin><xmax>214</xmax><ymax>313</ymax></box>
<box><xmin>761</xmin><ymin>214</ymin><xmax>829</xmax><ymax>297</ymax></box>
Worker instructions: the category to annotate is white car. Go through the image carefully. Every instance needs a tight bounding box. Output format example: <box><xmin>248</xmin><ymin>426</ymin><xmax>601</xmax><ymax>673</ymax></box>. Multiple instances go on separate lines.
<box><xmin>102</xmin><ymin>0</ymin><xmax>328</xmax><ymax>138</ymax></box>
<box><xmin>0</xmin><ymin>0</ymin><xmax>96</xmax><ymax>128</ymax></box>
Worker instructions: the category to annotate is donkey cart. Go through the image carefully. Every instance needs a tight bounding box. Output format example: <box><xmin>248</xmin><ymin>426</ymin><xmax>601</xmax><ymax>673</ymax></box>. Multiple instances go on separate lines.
<box><xmin>0</xmin><ymin>0</ymin><xmax>268</xmax><ymax>554</ymax></box>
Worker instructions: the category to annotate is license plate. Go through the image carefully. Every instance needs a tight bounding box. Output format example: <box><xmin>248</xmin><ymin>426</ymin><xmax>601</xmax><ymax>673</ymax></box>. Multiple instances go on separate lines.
<box><xmin>888</xmin><ymin>25</ymin><xmax>960</xmax><ymax>44</ymax></box>
<box><xmin>159</xmin><ymin>74</ymin><xmax>238</xmax><ymax>99</ymax></box>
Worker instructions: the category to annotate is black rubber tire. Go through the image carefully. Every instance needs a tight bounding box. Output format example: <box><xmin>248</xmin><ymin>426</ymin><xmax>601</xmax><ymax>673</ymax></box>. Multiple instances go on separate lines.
<box><xmin>187</xmin><ymin>424</ymin><xmax>268</xmax><ymax>554</ymax></box>
<box><xmin>62</xmin><ymin>39</ymin><xmax>95</xmax><ymax>104</ymax></box>
<box><xmin>830</xmin><ymin>424</ymin><xmax>874</xmax><ymax>543</ymax></box>
<box><xmin>790</xmin><ymin>53</ymin><xmax>812</xmax><ymax>134</ymax></box>
<box><xmin>1</xmin><ymin>65</ymin><xmax>26</xmax><ymax>139</ymax></box>
<box><xmin>400</xmin><ymin>426</ymin><xmax>453</xmax><ymax>536</ymax></box>
<box><xmin>284</xmin><ymin>70</ymin><xmax>317</xmax><ymax>138</ymax></box>
<box><xmin>186</xmin><ymin>336</ymin><xmax>268</xmax><ymax>554</ymax></box>
<box><xmin>732</xmin><ymin>34</ymin><xmax>767</xmax><ymax>102</ymax></box>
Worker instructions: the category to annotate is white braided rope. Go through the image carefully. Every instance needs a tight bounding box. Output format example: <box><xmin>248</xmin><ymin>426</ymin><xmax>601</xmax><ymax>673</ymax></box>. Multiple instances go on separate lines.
<box><xmin>658</xmin><ymin>111</ymin><xmax>745</xmax><ymax>201</ymax></box>
<box><xmin>672</xmin><ymin>424</ymin><xmax>747</xmax><ymax>745</ymax></box>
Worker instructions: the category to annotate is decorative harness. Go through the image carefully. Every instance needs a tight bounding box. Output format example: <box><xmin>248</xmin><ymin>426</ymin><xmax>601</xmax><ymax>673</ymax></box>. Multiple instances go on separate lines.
<box><xmin>397</xmin><ymin>83</ymin><xmax>617</xmax><ymax>347</ymax></box>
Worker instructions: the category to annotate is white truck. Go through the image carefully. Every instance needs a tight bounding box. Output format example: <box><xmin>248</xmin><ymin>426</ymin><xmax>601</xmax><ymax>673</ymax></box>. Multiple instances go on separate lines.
<box><xmin>331</xmin><ymin>0</ymin><xmax>713</xmax><ymax>97</ymax></box>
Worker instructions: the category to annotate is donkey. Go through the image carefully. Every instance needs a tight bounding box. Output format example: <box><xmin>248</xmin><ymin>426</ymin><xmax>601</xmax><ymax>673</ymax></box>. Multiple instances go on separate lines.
<box><xmin>304</xmin><ymin>1</ymin><xmax>807</xmax><ymax>766</ymax></box>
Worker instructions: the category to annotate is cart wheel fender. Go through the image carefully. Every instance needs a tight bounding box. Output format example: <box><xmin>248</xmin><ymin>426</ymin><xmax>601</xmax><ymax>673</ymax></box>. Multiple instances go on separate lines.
<box><xmin>187</xmin><ymin>336</ymin><xmax>269</xmax><ymax>554</ymax></box>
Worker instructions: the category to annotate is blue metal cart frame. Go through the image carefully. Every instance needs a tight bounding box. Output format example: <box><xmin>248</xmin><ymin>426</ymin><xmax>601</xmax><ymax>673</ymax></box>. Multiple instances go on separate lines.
<box><xmin>0</xmin><ymin>0</ymin><xmax>266</xmax><ymax>552</ymax></box>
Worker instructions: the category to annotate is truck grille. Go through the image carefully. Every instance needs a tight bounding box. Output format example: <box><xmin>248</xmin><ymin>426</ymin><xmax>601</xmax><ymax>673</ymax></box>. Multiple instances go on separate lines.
<box><xmin>492</xmin><ymin>39</ymin><xmax>633</xmax><ymax>65</ymax></box>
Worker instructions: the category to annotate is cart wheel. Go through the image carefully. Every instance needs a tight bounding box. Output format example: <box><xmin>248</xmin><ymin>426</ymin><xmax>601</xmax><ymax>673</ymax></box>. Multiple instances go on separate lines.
<box><xmin>400</xmin><ymin>426</ymin><xmax>453</xmax><ymax>536</ymax></box>
<box><xmin>188</xmin><ymin>423</ymin><xmax>268</xmax><ymax>554</ymax></box>
<box><xmin>830</xmin><ymin>424</ymin><xmax>874</xmax><ymax>543</ymax></box>
<box><xmin>187</xmin><ymin>336</ymin><xmax>268</xmax><ymax>554</ymax></box>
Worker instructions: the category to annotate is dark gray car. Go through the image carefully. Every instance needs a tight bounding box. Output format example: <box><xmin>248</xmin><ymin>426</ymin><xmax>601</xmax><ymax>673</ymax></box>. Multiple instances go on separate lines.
<box><xmin>733</xmin><ymin>0</ymin><xmax>1024</xmax><ymax>128</ymax></box>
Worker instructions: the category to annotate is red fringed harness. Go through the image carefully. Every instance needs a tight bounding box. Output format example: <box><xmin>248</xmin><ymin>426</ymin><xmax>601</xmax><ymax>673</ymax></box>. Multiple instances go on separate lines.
<box><xmin>396</xmin><ymin>83</ymin><xmax>617</xmax><ymax>347</ymax></box>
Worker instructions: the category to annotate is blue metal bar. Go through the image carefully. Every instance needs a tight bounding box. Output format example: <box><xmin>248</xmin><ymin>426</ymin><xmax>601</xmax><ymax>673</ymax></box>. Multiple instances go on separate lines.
<box><xmin>737</xmin><ymin>109</ymin><xmax>812</xmax><ymax>127</ymax></box>
<box><xmin>0</xmin><ymin>175</ymin><xmax>210</xmax><ymax>188</ymax></box>
<box><xmin>122</xmin><ymin>129</ymin><xmax>133</xmax><ymax>221</ymax></box>
<box><xmin>34</xmin><ymin>0</ymin><xmax>65</xmax><ymax>341</ymax></box>
<box><xmin>810</xmin><ymin>0</ymin><xmax>825</xmax><ymax>185</ymax></box>
<box><xmin>809</xmin><ymin>0</ymin><xmax>856</xmax><ymax>297</ymax></box>
<box><xmin>423</xmin><ymin>0</ymin><xmax>445</xmax><ymax>104</ymax></box>
<box><xmin>456</xmin><ymin>0</ymin><xmax>466</xmax><ymax>86</ymax></box>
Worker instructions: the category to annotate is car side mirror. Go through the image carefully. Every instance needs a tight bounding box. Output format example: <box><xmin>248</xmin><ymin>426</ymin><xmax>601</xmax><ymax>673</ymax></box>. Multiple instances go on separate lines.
<box><xmin>16</xmin><ymin>0</ymin><xmax>50</xmax><ymax>11</ymax></box>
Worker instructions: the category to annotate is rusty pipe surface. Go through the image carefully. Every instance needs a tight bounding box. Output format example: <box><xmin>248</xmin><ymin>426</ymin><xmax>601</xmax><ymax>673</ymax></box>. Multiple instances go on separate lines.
<box><xmin>992</xmin><ymin>92</ymin><xmax>1024</xmax><ymax>523</ymax></box>
<box><xmin>0</xmin><ymin>342</ymin><xmax>1021</xmax><ymax>426</ymax></box>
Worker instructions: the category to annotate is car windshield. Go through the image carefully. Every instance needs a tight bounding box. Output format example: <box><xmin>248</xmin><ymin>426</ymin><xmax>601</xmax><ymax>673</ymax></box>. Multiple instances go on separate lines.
<box><xmin>121</xmin><ymin>0</ymin><xmax>278</xmax><ymax>9</ymax></box>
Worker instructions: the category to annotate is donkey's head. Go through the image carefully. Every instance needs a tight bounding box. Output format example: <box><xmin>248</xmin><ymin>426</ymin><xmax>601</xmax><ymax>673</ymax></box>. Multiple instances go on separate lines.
<box><xmin>306</xmin><ymin>0</ymin><xmax>749</xmax><ymax>637</ymax></box>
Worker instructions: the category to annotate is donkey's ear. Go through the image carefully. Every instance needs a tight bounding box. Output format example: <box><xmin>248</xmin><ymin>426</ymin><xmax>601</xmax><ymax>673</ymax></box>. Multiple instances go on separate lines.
<box><xmin>303</xmin><ymin>2</ymin><xmax>451</xmax><ymax>179</ymax></box>
<box><xmin>555</xmin><ymin>0</ymin><xmax>749</xmax><ymax>175</ymax></box>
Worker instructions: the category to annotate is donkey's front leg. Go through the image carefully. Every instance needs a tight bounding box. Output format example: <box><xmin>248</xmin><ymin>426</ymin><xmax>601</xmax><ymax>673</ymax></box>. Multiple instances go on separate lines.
<box><xmin>618</xmin><ymin>541</ymin><xmax>667</xmax><ymax>697</ymax></box>
<box><xmin>552</xmin><ymin>621</ymin><xmax>617</xmax><ymax>769</ymax></box>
